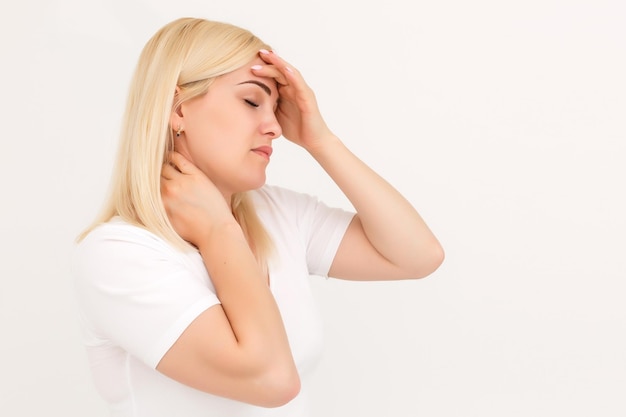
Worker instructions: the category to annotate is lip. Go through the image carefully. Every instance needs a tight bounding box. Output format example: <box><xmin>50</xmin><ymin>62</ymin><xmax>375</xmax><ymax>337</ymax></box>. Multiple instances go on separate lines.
<box><xmin>251</xmin><ymin>145</ymin><xmax>273</xmax><ymax>159</ymax></box>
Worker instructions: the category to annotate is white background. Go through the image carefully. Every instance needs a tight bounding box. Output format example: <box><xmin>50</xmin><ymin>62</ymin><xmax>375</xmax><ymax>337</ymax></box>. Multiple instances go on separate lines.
<box><xmin>1</xmin><ymin>0</ymin><xmax>625</xmax><ymax>416</ymax></box>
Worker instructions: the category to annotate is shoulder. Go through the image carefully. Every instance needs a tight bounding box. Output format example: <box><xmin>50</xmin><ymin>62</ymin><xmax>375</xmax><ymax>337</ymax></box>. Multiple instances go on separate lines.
<box><xmin>72</xmin><ymin>217</ymin><xmax>191</xmax><ymax>277</ymax></box>
<box><xmin>76</xmin><ymin>218</ymin><xmax>166</xmax><ymax>254</ymax></box>
<box><xmin>250</xmin><ymin>184</ymin><xmax>315</xmax><ymax>205</ymax></box>
<box><xmin>249</xmin><ymin>184</ymin><xmax>326</xmax><ymax>216</ymax></box>
<box><xmin>249</xmin><ymin>184</ymin><xmax>354</xmax><ymax>239</ymax></box>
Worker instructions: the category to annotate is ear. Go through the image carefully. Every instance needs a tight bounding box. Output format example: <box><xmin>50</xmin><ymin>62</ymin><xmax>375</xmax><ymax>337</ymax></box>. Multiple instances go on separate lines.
<box><xmin>169</xmin><ymin>86</ymin><xmax>184</xmax><ymax>132</ymax></box>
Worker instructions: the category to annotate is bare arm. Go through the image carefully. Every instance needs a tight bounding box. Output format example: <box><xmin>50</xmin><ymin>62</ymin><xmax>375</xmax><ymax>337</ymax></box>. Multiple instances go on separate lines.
<box><xmin>310</xmin><ymin>135</ymin><xmax>444</xmax><ymax>280</ymax></box>
<box><xmin>157</xmin><ymin>152</ymin><xmax>299</xmax><ymax>407</ymax></box>
<box><xmin>255</xmin><ymin>51</ymin><xmax>444</xmax><ymax>281</ymax></box>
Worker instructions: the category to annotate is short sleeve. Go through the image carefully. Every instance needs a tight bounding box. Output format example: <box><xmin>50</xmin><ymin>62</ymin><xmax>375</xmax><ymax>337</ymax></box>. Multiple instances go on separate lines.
<box><xmin>72</xmin><ymin>220</ymin><xmax>220</xmax><ymax>368</ymax></box>
<box><xmin>302</xmin><ymin>197</ymin><xmax>354</xmax><ymax>276</ymax></box>
<box><xmin>252</xmin><ymin>186</ymin><xmax>355</xmax><ymax>278</ymax></box>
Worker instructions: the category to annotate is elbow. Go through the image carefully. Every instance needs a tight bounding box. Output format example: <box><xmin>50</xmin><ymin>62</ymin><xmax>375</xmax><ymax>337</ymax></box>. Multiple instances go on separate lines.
<box><xmin>429</xmin><ymin>242</ymin><xmax>445</xmax><ymax>274</ymax></box>
<box><xmin>256</xmin><ymin>365</ymin><xmax>301</xmax><ymax>408</ymax></box>
<box><xmin>411</xmin><ymin>241</ymin><xmax>445</xmax><ymax>279</ymax></box>
<box><xmin>233</xmin><ymin>340</ymin><xmax>301</xmax><ymax>407</ymax></box>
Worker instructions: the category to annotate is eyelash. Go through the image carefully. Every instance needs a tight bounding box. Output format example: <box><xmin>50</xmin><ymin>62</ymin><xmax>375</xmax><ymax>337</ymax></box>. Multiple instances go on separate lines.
<box><xmin>245</xmin><ymin>99</ymin><xmax>259</xmax><ymax>108</ymax></box>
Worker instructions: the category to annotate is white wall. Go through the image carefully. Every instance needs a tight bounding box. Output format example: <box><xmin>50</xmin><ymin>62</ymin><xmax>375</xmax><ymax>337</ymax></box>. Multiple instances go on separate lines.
<box><xmin>1</xmin><ymin>0</ymin><xmax>625</xmax><ymax>415</ymax></box>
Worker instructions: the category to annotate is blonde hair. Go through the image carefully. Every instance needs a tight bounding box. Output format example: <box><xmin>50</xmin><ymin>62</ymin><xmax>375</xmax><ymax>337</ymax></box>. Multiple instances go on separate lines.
<box><xmin>80</xmin><ymin>17</ymin><xmax>273</xmax><ymax>263</ymax></box>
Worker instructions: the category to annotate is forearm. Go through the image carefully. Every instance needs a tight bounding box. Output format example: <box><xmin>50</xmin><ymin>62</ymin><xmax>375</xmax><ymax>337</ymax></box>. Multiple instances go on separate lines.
<box><xmin>308</xmin><ymin>135</ymin><xmax>444</xmax><ymax>277</ymax></box>
<box><xmin>197</xmin><ymin>222</ymin><xmax>295</xmax><ymax>369</ymax></box>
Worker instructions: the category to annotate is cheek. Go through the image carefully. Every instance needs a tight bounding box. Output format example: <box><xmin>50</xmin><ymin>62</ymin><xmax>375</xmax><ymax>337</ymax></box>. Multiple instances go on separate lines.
<box><xmin>184</xmin><ymin>112</ymin><xmax>222</xmax><ymax>150</ymax></box>
<box><xmin>183</xmin><ymin>125</ymin><xmax>236</xmax><ymax>169</ymax></box>
<box><xmin>182</xmin><ymin>99</ymin><xmax>251</xmax><ymax>160</ymax></box>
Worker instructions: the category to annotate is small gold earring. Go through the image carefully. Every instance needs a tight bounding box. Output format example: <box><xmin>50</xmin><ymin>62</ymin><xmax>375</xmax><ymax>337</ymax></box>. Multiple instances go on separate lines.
<box><xmin>176</xmin><ymin>126</ymin><xmax>183</xmax><ymax>137</ymax></box>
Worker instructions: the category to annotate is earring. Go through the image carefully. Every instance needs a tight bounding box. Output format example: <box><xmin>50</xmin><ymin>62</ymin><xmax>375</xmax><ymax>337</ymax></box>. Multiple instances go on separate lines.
<box><xmin>176</xmin><ymin>126</ymin><xmax>183</xmax><ymax>137</ymax></box>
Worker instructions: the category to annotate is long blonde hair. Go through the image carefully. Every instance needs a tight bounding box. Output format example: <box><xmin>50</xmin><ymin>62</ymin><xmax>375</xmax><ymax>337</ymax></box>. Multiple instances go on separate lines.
<box><xmin>79</xmin><ymin>17</ymin><xmax>273</xmax><ymax>262</ymax></box>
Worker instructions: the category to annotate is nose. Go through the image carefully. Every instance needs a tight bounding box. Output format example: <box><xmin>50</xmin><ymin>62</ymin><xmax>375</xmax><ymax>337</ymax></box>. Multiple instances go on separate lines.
<box><xmin>262</xmin><ymin>111</ymin><xmax>282</xmax><ymax>140</ymax></box>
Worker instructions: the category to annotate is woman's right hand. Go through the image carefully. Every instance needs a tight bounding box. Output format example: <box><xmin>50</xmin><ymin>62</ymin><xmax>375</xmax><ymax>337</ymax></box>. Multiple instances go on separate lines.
<box><xmin>161</xmin><ymin>152</ymin><xmax>236</xmax><ymax>247</ymax></box>
<box><xmin>159</xmin><ymin>153</ymin><xmax>300</xmax><ymax>407</ymax></box>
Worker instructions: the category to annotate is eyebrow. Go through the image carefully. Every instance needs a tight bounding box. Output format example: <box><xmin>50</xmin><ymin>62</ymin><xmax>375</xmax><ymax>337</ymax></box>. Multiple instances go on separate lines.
<box><xmin>237</xmin><ymin>80</ymin><xmax>272</xmax><ymax>96</ymax></box>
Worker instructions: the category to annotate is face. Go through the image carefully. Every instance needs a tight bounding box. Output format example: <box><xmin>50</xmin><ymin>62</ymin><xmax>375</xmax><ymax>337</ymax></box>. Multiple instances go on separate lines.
<box><xmin>172</xmin><ymin>57</ymin><xmax>281</xmax><ymax>199</ymax></box>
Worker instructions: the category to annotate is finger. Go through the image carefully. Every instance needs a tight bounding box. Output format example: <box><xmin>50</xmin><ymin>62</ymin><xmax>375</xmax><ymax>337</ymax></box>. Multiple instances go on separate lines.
<box><xmin>250</xmin><ymin>64</ymin><xmax>288</xmax><ymax>86</ymax></box>
<box><xmin>169</xmin><ymin>152</ymin><xmax>196</xmax><ymax>175</ymax></box>
<box><xmin>258</xmin><ymin>50</ymin><xmax>299</xmax><ymax>81</ymax></box>
<box><xmin>258</xmin><ymin>51</ymin><xmax>313</xmax><ymax>103</ymax></box>
<box><xmin>161</xmin><ymin>162</ymin><xmax>178</xmax><ymax>180</ymax></box>
<box><xmin>258</xmin><ymin>49</ymin><xmax>293</xmax><ymax>69</ymax></box>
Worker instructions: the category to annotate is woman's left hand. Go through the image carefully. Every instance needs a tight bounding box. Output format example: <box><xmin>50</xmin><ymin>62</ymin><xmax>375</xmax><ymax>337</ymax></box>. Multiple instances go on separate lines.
<box><xmin>253</xmin><ymin>50</ymin><xmax>335</xmax><ymax>152</ymax></box>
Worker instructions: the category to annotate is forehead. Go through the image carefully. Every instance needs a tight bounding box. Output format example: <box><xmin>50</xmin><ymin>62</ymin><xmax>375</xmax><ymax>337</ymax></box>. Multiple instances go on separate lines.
<box><xmin>218</xmin><ymin>57</ymin><xmax>279</xmax><ymax>96</ymax></box>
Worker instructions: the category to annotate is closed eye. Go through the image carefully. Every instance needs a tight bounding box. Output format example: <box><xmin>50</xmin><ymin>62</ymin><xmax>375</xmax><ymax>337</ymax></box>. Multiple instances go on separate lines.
<box><xmin>245</xmin><ymin>99</ymin><xmax>259</xmax><ymax>108</ymax></box>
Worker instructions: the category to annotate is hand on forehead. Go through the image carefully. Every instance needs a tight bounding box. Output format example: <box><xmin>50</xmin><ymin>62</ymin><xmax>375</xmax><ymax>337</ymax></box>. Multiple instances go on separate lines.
<box><xmin>250</xmin><ymin>50</ymin><xmax>292</xmax><ymax>89</ymax></box>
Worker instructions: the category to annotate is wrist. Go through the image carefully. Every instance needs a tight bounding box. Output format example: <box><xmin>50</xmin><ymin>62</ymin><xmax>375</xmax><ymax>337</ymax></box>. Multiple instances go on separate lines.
<box><xmin>196</xmin><ymin>220</ymin><xmax>244</xmax><ymax>254</ymax></box>
<box><xmin>305</xmin><ymin>133</ymin><xmax>343</xmax><ymax>158</ymax></box>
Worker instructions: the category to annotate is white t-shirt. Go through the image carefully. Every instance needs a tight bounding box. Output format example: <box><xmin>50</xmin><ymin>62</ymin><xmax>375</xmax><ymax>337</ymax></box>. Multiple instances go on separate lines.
<box><xmin>72</xmin><ymin>185</ymin><xmax>354</xmax><ymax>417</ymax></box>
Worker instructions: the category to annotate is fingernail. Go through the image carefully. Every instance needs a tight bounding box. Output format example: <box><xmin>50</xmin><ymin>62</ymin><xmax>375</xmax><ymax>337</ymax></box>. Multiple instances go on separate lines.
<box><xmin>251</xmin><ymin>65</ymin><xmax>262</xmax><ymax>70</ymax></box>
<box><xmin>259</xmin><ymin>49</ymin><xmax>270</xmax><ymax>55</ymax></box>
<box><xmin>285</xmin><ymin>66</ymin><xmax>293</xmax><ymax>73</ymax></box>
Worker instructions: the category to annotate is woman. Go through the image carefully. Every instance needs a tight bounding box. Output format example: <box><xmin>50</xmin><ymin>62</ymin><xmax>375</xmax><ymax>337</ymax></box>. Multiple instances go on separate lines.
<box><xmin>73</xmin><ymin>17</ymin><xmax>444</xmax><ymax>416</ymax></box>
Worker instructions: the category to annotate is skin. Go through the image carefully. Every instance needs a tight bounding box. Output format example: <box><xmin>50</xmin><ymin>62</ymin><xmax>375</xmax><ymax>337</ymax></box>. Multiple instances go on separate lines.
<box><xmin>169</xmin><ymin>56</ymin><xmax>282</xmax><ymax>203</ymax></box>
<box><xmin>158</xmin><ymin>50</ymin><xmax>445</xmax><ymax>407</ymax></box>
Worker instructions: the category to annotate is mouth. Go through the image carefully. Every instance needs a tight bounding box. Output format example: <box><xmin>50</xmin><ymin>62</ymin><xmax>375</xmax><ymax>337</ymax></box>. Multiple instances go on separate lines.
<box><xmin>251</xmin><ymin>145</ymin><xmax>273</xmax><ymax>159</ymax></box>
